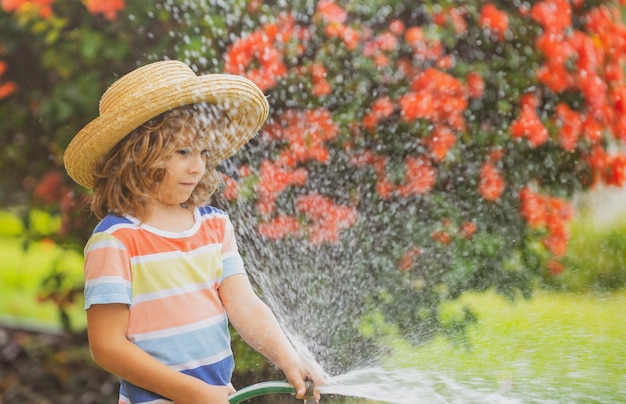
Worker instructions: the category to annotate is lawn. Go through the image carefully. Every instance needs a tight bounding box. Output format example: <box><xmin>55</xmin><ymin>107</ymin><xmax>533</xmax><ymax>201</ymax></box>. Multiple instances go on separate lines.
<box><xmin>390</xmin><ymin>290</ymin><xmax>626</xmax><ymax>402</ymax></box>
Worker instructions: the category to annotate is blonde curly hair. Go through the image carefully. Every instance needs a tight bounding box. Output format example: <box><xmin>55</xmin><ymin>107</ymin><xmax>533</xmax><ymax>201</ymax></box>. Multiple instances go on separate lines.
<box><xmin>91</xmin><ymin>103</ymin><xmax>227</xmax><ymax>220</ymax></box>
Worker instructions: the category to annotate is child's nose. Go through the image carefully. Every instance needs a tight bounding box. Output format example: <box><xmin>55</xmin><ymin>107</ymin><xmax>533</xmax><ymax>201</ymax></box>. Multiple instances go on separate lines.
<box><xmin>189</xmin><ymin>153</ymin><xmax>206</xmax><ymax>174</ymax></box>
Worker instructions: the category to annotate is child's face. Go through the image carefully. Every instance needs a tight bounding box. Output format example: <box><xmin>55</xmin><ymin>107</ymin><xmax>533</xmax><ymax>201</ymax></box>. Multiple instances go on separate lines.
<box><xmin>153</xmin><ymin>140</ymin><xmax>209</xmax><ymax>207</ymax></box>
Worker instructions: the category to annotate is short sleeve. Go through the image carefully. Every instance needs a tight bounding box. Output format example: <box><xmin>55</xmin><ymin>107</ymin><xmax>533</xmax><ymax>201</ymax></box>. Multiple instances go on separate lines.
<box><xmin>83</xmin><ymin>232</ymin><xmax>133</xmax><ymax>310</ymax></box>
<box><xmin>221</xmin><ymin>215</ymin><xmax>246</xmax><ymax>281</ymax></box>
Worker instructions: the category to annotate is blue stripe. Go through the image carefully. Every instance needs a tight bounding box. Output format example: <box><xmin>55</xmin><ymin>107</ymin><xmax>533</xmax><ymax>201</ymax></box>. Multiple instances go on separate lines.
<box><xmin>198</xmin><ymin>205</ymin><xmax>225</xmax><ymax>216</ymax></box>
<box><xmin>134</xmin><ymin>318</ymin><xmax>231</xmax><ymax>366</ymax></box>
<box><xmin>223</xmin><ymin>255</ymin><xmax>245</xmax><ymax>279</ymax></box>
<box><xmin>84</xmin><ymin>284</ymin><xmax>132</xmax><ymax>310</ymax></box>
<box><xmin>182</xmin><ymin>357</ymin><xmax>234</xmax><ymax>385</ymax></box>
<box><xmin>93</xmin><ymin>214</ymin><xmax>133</xmax><ymax>233</ymax></box>
<box><xmin>120</xmin><ymin>356</ymin><xmax>234</xmax><ymax>403</ymax></box>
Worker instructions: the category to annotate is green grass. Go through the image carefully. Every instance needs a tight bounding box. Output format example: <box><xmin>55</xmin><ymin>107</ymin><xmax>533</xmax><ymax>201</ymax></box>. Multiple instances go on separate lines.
<box><xmin>390</xmin><ymin>290</ymin><xmax>626</xmax><ymax>402</ymax></box>
<box><xmin>554</xmin><ymin>215</ymin><xmax>626</xmax><ymax>292</ymax></box>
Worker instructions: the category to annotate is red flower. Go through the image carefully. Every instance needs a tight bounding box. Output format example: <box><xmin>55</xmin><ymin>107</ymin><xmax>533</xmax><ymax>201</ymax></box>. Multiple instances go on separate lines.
<box><xmin>519</xmin><ymin>187</ymin><xmax>546</xmax><ymax>228</ymax></box>
<box><xmin>258</xmin><ymin>215</ymin><xmax>301</xmax><ymax>240</ymax></box>
<box><xmin>587</xmin><ymin>146</ymin><xmax>609</xmax><ymax>186</ymax></box>
<box><xmin>296</xmin><ymin>193</ymin><xmax>358</xmax><ymax>244</ymax></box>
<box><xmin>425</xmin><ymin>125</ymin><xmax>456</xmax><ymax>162</ymax></box>
<box><xmin>256</xmin><ymin>161</ymin><xmax>308</xmax><ymax>216</ymax></box>
<box><xmin>310</xmin><ymin>63</ymin><xmax>332</xmax><ymax>96</ymax></box>
<box><xmin>431</xmin><ymin>230</ymin><xmax>452</xmax><ymax>245</ymax></box>
<box><xmin>34</xmin><ymin>171</ymin><xmax>65</xmax><ymax>205</ymax></box>
<box><xmin>404</xmin><ymin>26</ymin><xmax>424</xmax><ymax>48</ymax></box>
<box><xmin>398</xmin><ymin>91</ymin><xmax>432</xmax><ymax>121</ymax></box>
<box><xmin>316</xmin><ymin>0</ymin><xmax>347</xmax><ymax>24</ymax></box>
<box><xmin>374</xmin><ymin>32</ymin><xmax>399</xmax><ymax>52</ymax></box>
<box><xmin>1</xmin><ymin>0</ymin><xmax>54</xmax><ymax>18</ymax></box>
<box><xmin>606</xmin><ymin>154</ymin><xmax>626</xmax><ymax>187</ymax></box>
<box><xmin>264</xmin><ymin>109</ymin><xmax>338</xmax><ymax>167</ymax></box>
<box><xmin>546</xmin><ymin>259</ymin><xmax>564</xmax><ymax>276</ymax></box>
<box><xmin>399</xmin><ymin>245</ymin><xmax>421</xmax><ymax>272</ymax></box>
<box><xmin>466</xmin><ymin>72</ymin><xmax>485</xmax><ymax>99</ymax></box>
<box><xmin>478</xmin><ymin>162</ymin><xmax>505</xmax><ymax>201</ymax></box>
<box><xmin>519</xmin><ymin>187</ymin><xmax>574</xmax><ymax>258</ymax></box>
<box><xmin>398</xmin><ymin>156</ymin><xmax>437</xmax><ymax>197</ymax></box>
<box><xmin>376</xmin><ymin>177</ymin><xmax>396</xmax><ymax>200</ymax></box>
<box><xmin>611</xmin><ymin>86</ymin><xmax>626</xmax><ymax>135</ymax></box>
<box><xmin>581</xmin><ymin>115</ymin><xmax>603</xmax><ymax>144</ymax></box>
<box><xmin>353</xmin><ymin>152</ymin><xmax>436</xmax><ymax>199</ymax></box>
<box><xmin>0</xmin><ymin>60</ymin><xmax>16</xmax><ymax>98</ymax></box>
<box><xmin>554</xmin><ymin>103</ymin><xmax>581</xmax><ymax>152</ymax></box>
<box><xmin>400</xmin><ymin>68</ymin><xmax>467</xmax><ymax>130</ymax></box>
<box><xmin>571</xmin><ymin>31</ymin><xmax>600</xmax><ymax>75</ymax></box>
<box><xmin>389</xmin><ymin>19</ymin><xmax>405</xmax><ymax>36</ymax></box>
<box><xmin>479</xmin><ymin>3</ymin><xmax>509</xmax><ymax>41</ymax></box>
<box><xmin>84</xmin><ymin>0</ymin><xmax>125</xmax><ymax>21</ymax></box>
<box><xmin>433</xmin><ymin>7</ymin><xmax>467</xmax><ymax>35</ymax></box>
<box><xmin>584</xmin><ymin>5</ymin><xmax>626</xmax><ymax>61</ymax></box>
<box><xmin>510</xmin><ymin>94</ymin><xmax>549</xmax><ymax>147</ymax></box>
<box><xmin>224</xmin><ymin>18</ymin><xmax>292</xmax><ymax>91</ymax></box>
<box><xmin>0</xmin><ymin>81</ymin><xmax>17</xmax><ymax>100</ymax></box>
<box><xmin>363</xmin><ymin>96</ymin><xmax>395</xmax><ymax>131</ymax></box>
<box><xmin>247</xmin><ymin>0</ymin><xmax>262</xmax><ymax>13</ymax></box>
<box><xmin>536</xmin><ymin>63</ymin><xmax>574</xmax><ymax>94</ymax></box>
<box><xmin>317</xmin><ymin>1</ymin><xmax>360</xmax><ymax>51</ymax></box>
<box><xmin>488</xmin><ymin>147</ymin><xmax>505</xmax><ymax>162</ymax></box>
<box><xmin>220</xmin><ymin>174</ymin><xmax>240</xmax><ymax>201</ymax></box>
<box><xmin>534</xmin><ymin>33</ymin><xmax>576</xmax><ymax>93</ymax></box>
<box><xmin>460</xmin><ymin>221</ymin><xmax>477</xmax><ymax>239</ymax></box>
<box><xmin>530</xmin><ymin>0</ymin><xmax>572</xmax><ymax>33</ymax></box>
<box><xmin>579</xmin><ymin>71</ymin><xmax>608</xmax><ymax>118</ymax></box>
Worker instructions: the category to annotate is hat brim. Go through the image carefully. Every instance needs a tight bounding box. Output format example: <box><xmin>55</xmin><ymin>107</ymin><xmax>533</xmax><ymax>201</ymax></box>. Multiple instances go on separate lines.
<box><xmin>64</xmin><ymin>64</ymin><xmax>269</xmax><ymax>189</ymax></box>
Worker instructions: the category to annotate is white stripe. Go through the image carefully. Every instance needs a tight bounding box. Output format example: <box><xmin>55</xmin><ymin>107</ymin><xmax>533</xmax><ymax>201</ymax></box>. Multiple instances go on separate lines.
<box><xmin>222</xmin><ymin>250</ymin><xmax>239</xmax><ymax>260</ymax></box>
<box><xmin>132</xmin><ymin>281</ymin><xmax>220</xmax><ymax>304</ymax></box>
<box><xmin>85</xmin><ymin>276</ymin><xmax>131</xmax><ymax>289</ymax></box>
<box><xmin>106</xmin><ymin>222</ymin><xmax>138</xmax><ymax>233</ymax></box>
<box><xmin>170</xmin><ymin>349</ymin><xmax>232</xmax><ymax>372</ymax></box>
<box><xmin>131</xmin><ymin>313</ymin><xmax>226</xmax><ymax>342</ymax></box>
<box><xmin>85</xmin><ymin>237</ymin><xmax>125</xmax><ymax>252</ymax></box>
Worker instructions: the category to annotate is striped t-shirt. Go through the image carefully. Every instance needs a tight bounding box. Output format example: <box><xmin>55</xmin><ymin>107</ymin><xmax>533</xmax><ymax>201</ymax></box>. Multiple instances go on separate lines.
<box><xmin>83</xmin><ymin>205</ymin><xmax>245</xmax><ymax>404</ymax></box>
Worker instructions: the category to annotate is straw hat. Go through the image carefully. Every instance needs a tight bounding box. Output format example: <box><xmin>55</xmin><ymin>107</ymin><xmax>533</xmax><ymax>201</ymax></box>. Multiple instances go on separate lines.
<box><xmin>63</xmin><ymin>60</ymin><xmax>269</xmax><ymax>189</ymax></box>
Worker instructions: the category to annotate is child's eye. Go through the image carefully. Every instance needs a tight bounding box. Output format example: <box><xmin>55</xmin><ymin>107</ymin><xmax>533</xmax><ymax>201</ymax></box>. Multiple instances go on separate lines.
<box><xmin>177</xmin><ymin>148</ymin><xmax>192</xmax><ymax>155</ymax></box>
<box><xmin>201</xmin><ymin>150</ymin><xmax>210</xmax><ymax>157</ymax></box>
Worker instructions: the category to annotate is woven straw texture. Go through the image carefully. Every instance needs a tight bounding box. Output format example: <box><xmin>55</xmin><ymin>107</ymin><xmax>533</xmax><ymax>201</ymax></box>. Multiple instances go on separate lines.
<box><xmin>64</xmin><ymin>60</ymin><xmax>269</xmax><ymax>189</ymax></box>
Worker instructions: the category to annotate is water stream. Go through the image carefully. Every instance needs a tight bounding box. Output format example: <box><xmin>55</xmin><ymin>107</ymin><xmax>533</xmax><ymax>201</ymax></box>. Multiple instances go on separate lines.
<box><xmin>320</xmin><ymin>367</ymin><xmax>525</xmax><ymax>404</ymax></box>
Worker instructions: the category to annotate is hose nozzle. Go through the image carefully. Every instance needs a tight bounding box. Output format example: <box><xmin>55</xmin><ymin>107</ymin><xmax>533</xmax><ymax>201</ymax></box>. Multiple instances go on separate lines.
<box><xmin>303</xmin><ymin>379</ymin><xmax>315</xmax><ymax>401</ymax></box>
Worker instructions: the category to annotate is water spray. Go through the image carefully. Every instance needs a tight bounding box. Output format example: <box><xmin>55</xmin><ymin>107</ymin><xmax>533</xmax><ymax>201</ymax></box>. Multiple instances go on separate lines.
<box><xmin>229</xmin><ymin>380</ymin><xmax>315</xmax><ymax>404</ymax></box>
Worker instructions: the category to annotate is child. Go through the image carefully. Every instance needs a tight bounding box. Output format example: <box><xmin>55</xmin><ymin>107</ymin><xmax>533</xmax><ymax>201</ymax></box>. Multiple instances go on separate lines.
<box><xmin>63</xmin><ymin>60</ymin><xmax>324</xmax><ymax>404</ymax></box>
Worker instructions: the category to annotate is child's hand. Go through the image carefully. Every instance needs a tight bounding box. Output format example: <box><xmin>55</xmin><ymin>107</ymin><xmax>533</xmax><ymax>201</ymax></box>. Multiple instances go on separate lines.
<box><xmin>286</xmin><ymin>357</ymin><xmax>326</xmax><ymax>402</ymax></box>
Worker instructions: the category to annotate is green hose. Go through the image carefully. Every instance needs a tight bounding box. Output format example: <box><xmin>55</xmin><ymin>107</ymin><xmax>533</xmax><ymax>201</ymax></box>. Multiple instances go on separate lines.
<box><xmin>228</xmin><ymin>381</ymin><xmax>297</xmax><ymax>404</ymax></box>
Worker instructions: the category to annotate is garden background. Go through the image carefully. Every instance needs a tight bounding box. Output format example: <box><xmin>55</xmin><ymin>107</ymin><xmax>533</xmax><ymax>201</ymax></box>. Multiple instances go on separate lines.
<box><xmin>1</xmin><ymin>0</ymin><xmax>626</xmax><ymax>403</ymax></box>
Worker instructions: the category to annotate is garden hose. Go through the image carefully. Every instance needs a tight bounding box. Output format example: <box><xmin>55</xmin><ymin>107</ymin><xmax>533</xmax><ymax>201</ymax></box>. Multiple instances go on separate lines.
<box><xmin>229</xmin><ymin>380</ymin><xmax>314</xmax><ymax>404</ymax></box>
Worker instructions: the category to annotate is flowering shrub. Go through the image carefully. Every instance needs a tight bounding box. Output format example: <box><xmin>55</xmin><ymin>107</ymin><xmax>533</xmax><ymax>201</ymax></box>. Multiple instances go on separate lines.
<box><xmin>1</xmin><ymin>0</ymin><xmax>626</xmax><ymax>371</ymax></box>
<box><xmin>216</xmin><ymin>0</ymin><xmax>626</xmax><ymax>368</ymax></box>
